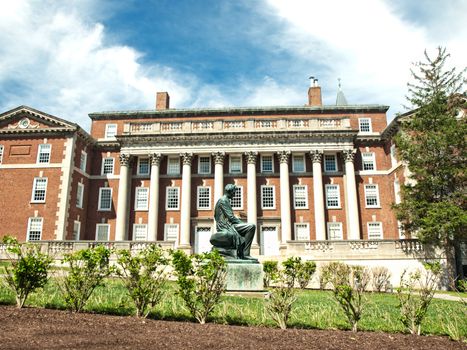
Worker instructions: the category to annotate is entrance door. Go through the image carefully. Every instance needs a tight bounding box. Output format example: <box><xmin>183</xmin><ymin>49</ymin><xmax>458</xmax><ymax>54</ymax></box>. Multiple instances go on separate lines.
<box><xmin>261</xmin><ymin>226</ymin><xmax>279</xmax><ymax>256</ymax></box>
<box><xmin>195</xmin><ymin>226</ymin><xmax>213</xmax><ymax>254</ymax></box>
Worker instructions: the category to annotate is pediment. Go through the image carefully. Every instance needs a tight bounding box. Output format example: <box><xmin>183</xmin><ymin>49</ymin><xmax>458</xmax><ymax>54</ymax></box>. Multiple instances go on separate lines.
<box><xmin>0</xmin><ymin>106</ymin><xmax>76</xmax><ymax>133</ymax></box>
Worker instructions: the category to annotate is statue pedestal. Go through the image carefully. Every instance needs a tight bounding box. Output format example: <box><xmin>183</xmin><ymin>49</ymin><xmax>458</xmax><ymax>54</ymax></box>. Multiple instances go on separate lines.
<box><xmin>225</xmin><ymin>261</ymin><xmax>264</xmax><ymax>291</ymax></box>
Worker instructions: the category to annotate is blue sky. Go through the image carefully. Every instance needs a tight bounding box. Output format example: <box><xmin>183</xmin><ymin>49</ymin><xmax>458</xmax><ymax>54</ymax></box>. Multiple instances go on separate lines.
<box><xmin>0</xmin><ymin>0</ymin><xmax>465</xmax><ymax>130</ymax></box>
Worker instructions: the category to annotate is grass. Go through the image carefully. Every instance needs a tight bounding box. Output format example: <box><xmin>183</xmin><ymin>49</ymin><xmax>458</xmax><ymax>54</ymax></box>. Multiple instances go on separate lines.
<box><xmin>0</xmin><ymin>278</ymin><xmax>465</xmax><ymax>339</ymax></box>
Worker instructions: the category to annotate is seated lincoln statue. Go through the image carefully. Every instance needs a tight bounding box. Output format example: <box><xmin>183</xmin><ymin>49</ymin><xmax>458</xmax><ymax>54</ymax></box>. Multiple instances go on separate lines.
<box><xmin>210</xmin><ymin>184</ymin><xmax>257</xmax><ymax>260</ymax></box>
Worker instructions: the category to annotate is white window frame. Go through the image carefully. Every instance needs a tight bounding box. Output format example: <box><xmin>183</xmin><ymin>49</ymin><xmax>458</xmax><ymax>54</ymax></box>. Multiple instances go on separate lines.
<box><xmin>166</xmin><ymin>187</ymin><xmax>180</xmax><ymax>210</ymax></box>
<box><xmin>27</xmin><ymin>217</ymin><xmax>43</xmax><ymax>241</ymax></box>
<box><xmin>294</xmin><ymin>223</ymin><xmax>310</xmax><ymax>241</ymax></box>
<box><xmin>358</xmin><ymin>118</ymin><xmax>372</xmax><ymax>133</ymax></box>
<box><xmin>292</xmin><ymin>154</ymin><xmax>306</xmax><ymax>173</ymax></box>
<box><xmin>293</xmin><ymin>185</ymin><xmax>308</xmax><ymax>209</ymax></box>
<box><xmin>229</xmin><ymin>154</ymin><xmax>242</xmax><ymax>174</ymax></box>
<box><xmin>261</xmin><ymin>154</ymin><xmax>274</xmax><ymax>173</ymax></box>
<box><xmin>394</xmin><ymin>179</ymin><xmax>401</xmax><ymax>204</ymax></box>
<box><xmin>197</xmin><ymin>186</ymin><xmax>211</xmax><ymax>210</ymax></box>
<box><xmin>79</xmin><ymin>151</ymin><xmax>87</xmax><ymax>172</ymax></box>
<box><xmin>76</xmin><ymin>183</ymin><xmax>84</xmax><ymax>208</ymax></box>
<box><xmin>0</xmin><ymin>145</ymin><xmax>4</xmax><ymax>164</ymax></box>
<box><xmin>325</xmin><ymin>184</ymin><xmax>341</xmax><ymax>209</ymax></box>
<box><xmin>362</xmin><ymin>152</ymin><xmax>376</xmax><ymax>171</ymax></box>
<box><xmin>101</xmin><ymin>157</ymin><xmax>115</xmax><ymax>175</ymax></box>
<box><xmin>230</xmin><ymin>185</ymin><xmax>243</xmax><ymax>210</ymax></box>
<box><xmin>324</xmin><ymin>154</ymin><xmax>338</xmax><ymax>172</ymax></box>
<box><xmin>137</xmin><ymin>157</ymin><xmax>150</xmax><ymax>175</ymax></box>
<box><xmin>31</xmin><ymin>177</ymin><xmax>48</xmax><ymax>203</ymax></box>
<box><xmin>73</xmin><ymin>221</ymin><xmax>81</xmax><ymax>240</ymax></box>
<box><xmin>134</xmin><ymin>187</ymin><xmax>149</xmax><ymax>211</ymax></box>
<box><xmin>98</xmin><ymin>187</ymin><xmax>113</xmax><ymax>211</ymax></box>
<box><xmin>327</xmin><ymin>222</ymin><xmax>343</xmax><ymax>240</ymax></box>
<box><xmin>167</xmin><ymin>156</ymin><xmax>180</xmax><ymax>175</ymax></box>
<box><xmin>133</xmin><ymin>224</ymin><xmax>148</xmax><ymax>241</ymax></box>
<box><xmin>261</xmin><ymin>185</ymin><xmax>275</xmax><ymax>209</ymax></box>
<box><xmin>37</xmin><ymin>144</ymin><xmax>51</xmax><ymax>164</ymax></box>
<box><xmin>367</xmin><ymin>222</ymin><xmax>383</xmax><ymax>239</ymax></box>
<box><xmin>95</xmin><ymin>224</ymin><xmax>110</xmax><ymax>241</ymax></box>
<box><xmin>364</xmin><ymin>184</ymin><xmax>380</xmax><ymax>208</ymax></box>
<box><xmin>105</xmin><ymin>124</ymin><xmax>117</xmax><ymax>139</ymax></box>
<box><xmin>198</xmin><ymin>155</ymin><xmax>211</xmax><ymax>174</ymax></box>
<box><xmin>164</xmin><ymin>223</ymin><xmax>179</xmax><ymax>245</ymax></box>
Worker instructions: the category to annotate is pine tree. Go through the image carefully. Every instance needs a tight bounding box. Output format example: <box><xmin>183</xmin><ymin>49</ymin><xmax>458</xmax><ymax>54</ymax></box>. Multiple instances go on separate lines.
<box><xmin>394</xmin><ymin>47</ymin><xmax>467</xmax><ymax>287</ymax></box>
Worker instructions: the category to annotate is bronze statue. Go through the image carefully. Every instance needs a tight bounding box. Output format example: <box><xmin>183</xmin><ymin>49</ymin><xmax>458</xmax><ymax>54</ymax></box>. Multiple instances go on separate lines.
<box><xmin>210</xmin><ymin>184</ymin><xmax>257</xmax><ymax>261</ymax></box>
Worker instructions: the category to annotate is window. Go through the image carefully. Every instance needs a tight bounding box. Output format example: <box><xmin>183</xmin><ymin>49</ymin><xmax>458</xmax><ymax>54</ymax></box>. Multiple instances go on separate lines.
<box><xmin>0</xmin><ymin>145</ymin><xmax>4</xmax><ymax>164</ymax></box>
<box><xmin>167</xmin><ymin>156</ymin><xmax>180</xmax><ymax>174</ymax></box>
<box><xmin>76</xmin><ymin>183</ymin><xmax>84</xmax><ymax>208</ymax></box>
<box><xmin>198</xmin><ymin>156</ymin><xmax>211</xmax><ymax>174</ymax></box>
<box><xmin>27</xmin><ymin>217</ymin><xmax>43</xmax><ymax>241</ymax></box>
<box><xmin>293</xmin><ymin>185</ymin><xmax>308</xmax><ymax>209</ymax></box>
<box><xmin>229</xmin><ymin>155</ymin><xmax>242</xmax><ymax>174</ymax></box>
<box><xmin>295</xmin><ymin>223</ymin><xmax>310</xmax><ymax>240</ymax></box>
<box><xmin>261</xmin><ymin>185</ymin><xmax>275</xmax><ymax>209</ymax></box>
<box><xmin>292</xmin><ymin>155</ymin><xmax>305</xmax><ymax>173</ymax></box>
<box><xmin>164</xmin><ymin>224</ymin><xmax>179</xmax><ymax>244</ymax></box>
<box><xmin>133</xmin><ymin>224</ymin><xmax>148</xmax><ymax>241</ymax></box>
<box><xmin>79</xmin><ymin>151</ymin><xmax>87</xmax><ymax>172</ymax></box>
<box><xmin>31</xmin><ymin>177</ymin><xmax>48</xmax><ymax>203</ymax></box>
<box><xmin>135</xmin><ymin>187</ymin><xmax>149</xmax><ymax>210</ymax></box>
<box><xmin>261</xmin><ymin>155</ymin><xmax>273</xmax><ymax>173</ymax></box>
<box><xmin>324</xmin><ymin>154</ymin><xmax>337</xmax><ymax>172</ymax></box>
<box><xmin>368</xmin><ymin>222</ymin><xmax>383</xmax><ymax>239</ymax></box>
<box><xmin>73</xmin><ymin>221</ymin><xmax>81</xmax><ymax>240</ymax></box>
<box><xmin>101</xmin><ymin>158</ymin><xmax>114</xmax><ymax>175</ymax></box>
<box><xmin>325</xmin><ymin>184</ymin><xmax>340</xmax><ymax>208</ymax></box>
<box><xmin>394</xmin><ymin>179</ymin><xmax>401</xmax><ymax>204</ymax></box>
<box><xmin>230</xmin><ymin>186</ymin><xmax>243</xmax><ymax>209</ymax></box>
<box><xmin>390</xmin><ymin>144</ymin><xmax>397</xmax><ymax>167</ymax></box>
<box><xmin>138</xmin><ymin>157</ymin><xmax>150</xmax><ymax>175</ymax></box>
<box><xmin>364</xmin><ymin>184</ymin><xmax>380</xmax><ymax>208</ymax></box>
<box><xmin>166</xmin><ymin>187</ymin><xmax>180</xmax><ymax>210</ymax></box>
<box><xmin>37</xmin><ymin>144</ymin><xmax>51</xmax><ymax>163</ymax></box>
<box><xmin>105</xmin><ymin>124</ymin><xmax>117</xmax><ymax>138</ymax></box>
<box><xmin>362</xmin><ymin>152</ymin><xmax>376</xmax><ymax>171</ymax></box>
<box><xmin>96</xmin><ymin>224</ymin><xmax>110</xmax><ymax>241</ymax></box>
<box><xmin>197</xmin><ymin>186</ymin><xmax>211</xmax><ymax>210</ymax></box>
<box><xmin>327</xmin><ymin>222</ymin><xmax>343</xmax><ymax>240</ymax></box>
<box><xmin>98</xmin><ymin>187</ymin><xmax>112</xmax><ymax>211</ymax></box>
<box><xmin>358</xmin><ymin>118</ymin><xmax>372</xmax><ymax>133</ymax></box>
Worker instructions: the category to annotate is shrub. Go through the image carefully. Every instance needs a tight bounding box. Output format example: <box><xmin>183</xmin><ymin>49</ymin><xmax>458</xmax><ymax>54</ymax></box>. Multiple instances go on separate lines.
<box><xmin>396</xmin><ymin>262</ymin><xmax>441</xmax><ymax>335</ymax></box>
<box><xmin>58</xmin><ymin>245</ymin><xmax>113</xmax><ymax>313</ymax></box>
<box><xmin>266</xmin><ymin>272</ymin><xmax>297</xmax><ymax>330</ymax></box>
<box><xmin>116</xmin><ymin>245</ymin><xmax>169</xmax><ymax>318</ymax></box>
<box><xmin>171</xmin><ymin>249</ymin><xmax>226</xmax><ymax>324</ymax></box>
<box><xmin>371</xmin><ymin>266</ymin><xmax>392</xmax><ymax>292</ymax></box>
<box><xmin>263</xmin><ymin>261</ymin><xmax>279</xmax><ymax>288</ymax></box>
<box><xmin>297</xmin><ymin>260</ymin><xmax>317</xmax><ymax>289</ymax></box>
<box><xmin>318</xmin><ymin>263</ymin><xmax>334</xmax><ymax>290</ymax></box>
<box><xmin>282</xmin><ymin>257</ymin><xmax>316</xmax><ymax>289</ymax></box>
<box><xmin>1</xmin><ymin>236</ymin><xmax>52</xmax><ymax>308</ymax></box>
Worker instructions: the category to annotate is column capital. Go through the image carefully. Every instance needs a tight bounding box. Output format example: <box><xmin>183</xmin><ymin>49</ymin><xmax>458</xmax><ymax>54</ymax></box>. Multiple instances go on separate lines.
<box><xmin>149</xmin><ymin>153</ymin><xmax>163</xmax><ymax>166</ymax></box>
<box><xmin>180</xmin><ymin>152</ymin><xmax>193</xmax><ymax>166</ymax></box>
<box><xmin>119</xmin><ymin>153</ymin><xmax>132</xmax><ymax>167</ymax></box>
<box><xmin>343</xmin><ymin>149</ymin><xmax>357</xmax><ymax>163</ymax></box>
<box><xmin>277</xmin><ymin>150</ymin><xmax>291</xmax><ymax>164</ymax></box>
<box><xmin>310</xmin><ymin>150</ymin><xmax>323</xmax><ymax>163</ymax></box>
<box><xmin>245</xmin><ymin>151</ymin><xmax>258</xmax><ymax>164</ymax></box>
<box><xmin>212</xmin><ymin>151</ymin><xmax>225</xmax><ymax>165</ymax></box>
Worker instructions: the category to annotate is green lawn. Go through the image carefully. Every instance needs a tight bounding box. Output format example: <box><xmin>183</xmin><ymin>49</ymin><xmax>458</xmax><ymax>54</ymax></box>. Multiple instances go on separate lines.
<box><xmin>0</xmin><ymin>278</ymin><xmax>465</xmax><ymax>338</ymax></box>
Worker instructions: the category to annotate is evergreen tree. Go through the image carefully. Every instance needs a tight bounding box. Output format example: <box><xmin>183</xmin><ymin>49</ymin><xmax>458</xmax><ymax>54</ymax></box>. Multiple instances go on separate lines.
<box><xmin>394</xmin><ymin>47</ymin><xmax>467</xmax><ymax>286</ymax></box>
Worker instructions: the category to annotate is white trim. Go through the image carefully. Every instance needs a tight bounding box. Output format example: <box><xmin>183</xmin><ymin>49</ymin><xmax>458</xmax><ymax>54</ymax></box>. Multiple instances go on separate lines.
<box><xmin>323</xmin><ymin>153</ymin><xmax>338</xmax><ymax>172</ymax></box>
<box><xmin>358</xmin><ymin>118</ymin><xmax>372</xmax><ymax>133</ymax></box>
<box><xmin>166</xmin><ymin>187</ymin><xmax>180</xmax><ymax>210</ymax></box>
<box><xmin>229</xmin><ymin>154</ymin><xmax>242</xmax><ymax>174</ymax></box>
<box><xmin>294</xmin><ymin>222</ymin><xmax>310</xmax><ymax>240</ymax></box>
<box><xmin>198</xmin><ymin>155</ymin><xmax>211</xmax><ymax>174</ymax></box>
<box><xmin>261</xmin><ymin>185</ymin><xmax>275</xmax><ymax>209</ymax></box>
<box><xmin>327</xmin><ymin>222</ymin><xmax>343</xmax><ymax>240</ymax></box>
<box><xmin>292</xmin><ymin>154</ymin><xmax>306</xmax><ymax>173</ymax></box>
<box><xmin>95</xmin><ymin>224</ymin><xmax>110</xmax><ymax>241</ymax></box>
<box><xmin>164</xmin><ymin>223</ymin><xmax>179</xmax><ymax>245</ymax></box>
<box><xmin>73</xmin><ymin>220</ymin><xmax>81</xmax><ymax>240</ymax></box>
<box><xmin>27</xmin><ymin>217</ymin><xmax>43</xmax><ymax>241</ymax></box>
<box><xmin>364</xmin><ymin>184</ymin><xmax>380</xmax><ymax>208</ymax></box>
<box><xmin>293</xmin><ymin>184</ymin><xmax>308</xmax><ymax>209</ymax></box>
<box><xmin>101</xmin><ymin>157</ymin><xmax>115</xmax><ymax>175</ymax></box>
<box><xmin>31</xmin><ymin>177</ymin><xmax>48</xmax><ymax>203</ymax></box>
<box><xmin>98</xmin><ymin>187</ymin><xmax>113</xmax><ymax>211</ymax></box>
<box><xmin>0</xmin><ymin>163</ymin><xmax>63</xmax><ymax>169</ymax></box>
<box><xmin>260</xmin><ymin>154</ymin><xmax>274</xmax><ymax>173</ymax></box>
<box><xmin>394</xmin><ymin>179</ymin><xmax>401</xmax><ymax>204</ymax></box>
<box><xmin>37</xmin><ymin>144</ymin><xmax>51</xmax><ymax>164</ymax></box>
<box><xmin>105</xmin><ymin>123</ymin><xmax>117</xmax><ymax>139</ymax></box>
<box><xmin>230</xmin><ymin>185</ymin><xmax>243</xmax><ymax>210</ymax></box>
<box><xmin>367</xmin><ymin>222</ymin><xmax>383</xmax><ymax>239</ymax></box>
<box><xmin>133</xmin><ymin>224</ymin><xmax>148</xmax><ymax>241</ymax></box>
<box><xmin>325</xmin><ymin>184</ymin><xmax>341</xmax><ymax>209</ymax></box>
<box><xmin>137</xmin><ymin>157</ymin><xmax>150</xmax><ymax>175</ymax></box>
<box><xmin>361</xmin><ymin>152</ymin><xmax>376</xmax><ymax>171</ymax></box>
<box><xmin>79</xmin><ymin>150</ymin><xmax>87</xmax><ymax>172</ymax></box>
<box><xmin>196</xmin><ymin>186</ymin><xmax>211</xmax><ymax>210</ymax></box>
<box><xmin>76</xmin><ymin>182</ymin><xmax>84</xmax><ymax>208</ymax></box>
<box><xmin>134</xmin><ymin>187</ymin><xmax>149</xmax><ymax>211</ymax></box>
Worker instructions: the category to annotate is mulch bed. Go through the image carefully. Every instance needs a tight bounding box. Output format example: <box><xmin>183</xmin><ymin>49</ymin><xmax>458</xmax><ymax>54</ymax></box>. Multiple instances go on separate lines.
<box><xmin>0</xmin><ymin>305</ymin><xmax>464</xmax><ymax>350</ymax></box>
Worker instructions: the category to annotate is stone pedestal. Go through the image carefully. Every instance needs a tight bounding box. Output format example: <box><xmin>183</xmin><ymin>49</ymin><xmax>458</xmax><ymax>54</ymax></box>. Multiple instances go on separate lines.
<box><xmin>225</xmin><ymin>261</ymin><xmax>264</xmax><ymax>291</ymax></box>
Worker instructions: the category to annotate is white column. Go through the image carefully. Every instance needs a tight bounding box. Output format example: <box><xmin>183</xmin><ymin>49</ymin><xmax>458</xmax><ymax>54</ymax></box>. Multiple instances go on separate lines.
<box><xmin>180</xmin><ymin>153</ymin><xmax>193</xmax><ymax>247</ymax></box>
<box><xmin>148</xmin><ymin>153</ymin><xmax>162</xmax><ymax>241</ymax></box>
<box><xmin>115</xmin><ymin>154</ymin><xmax>131</xmax><ymax>241</ymax></box>
<box><xmin>278</xmin><ymin>151</ymin><xmax>292</xmax><ymax>244</ymax></box>
<box><xmin>311</xmin><ymin>150</ymin><xmax>326</xmax><ymax>240</ymax></box>
<box><xmin>213</xmin><ymin>152</ymin><xmax>225</xmax><ymax>204</ymax></box>
<box><xmin>343</xmin><ymin>149</ymin><xmax>361</xmax><ymax>240</ymax></box>
<box><xmin>245</xmin><ymin>151</ymin><xmax>258</xmax><ymax>243</ymax></box>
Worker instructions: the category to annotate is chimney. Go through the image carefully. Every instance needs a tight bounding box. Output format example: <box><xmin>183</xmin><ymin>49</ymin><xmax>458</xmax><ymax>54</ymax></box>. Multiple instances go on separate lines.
<box><xmin>156</xmin><ymin>92</ymin><xmax>170</xmax><ymax>110</ymax></box>
<box><xmin>307</xmin><ymin>77</ymin><xmax>322</xmax><ymax>106</ymax></box>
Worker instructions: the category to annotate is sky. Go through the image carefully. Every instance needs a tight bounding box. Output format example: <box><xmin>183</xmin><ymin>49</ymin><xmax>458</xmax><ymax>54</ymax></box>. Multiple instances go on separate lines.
<box><xmin>0</xmin><ymin>0</ymin><xmax>465</xmax><ymax>131</ymax></box>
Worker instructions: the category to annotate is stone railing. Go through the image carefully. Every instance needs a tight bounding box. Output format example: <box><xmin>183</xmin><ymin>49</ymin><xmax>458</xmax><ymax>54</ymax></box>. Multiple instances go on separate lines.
<box><xmin>123</xmin><ymin>117</ymin><xmax>351</xmax><ymax>135</ymax></box>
